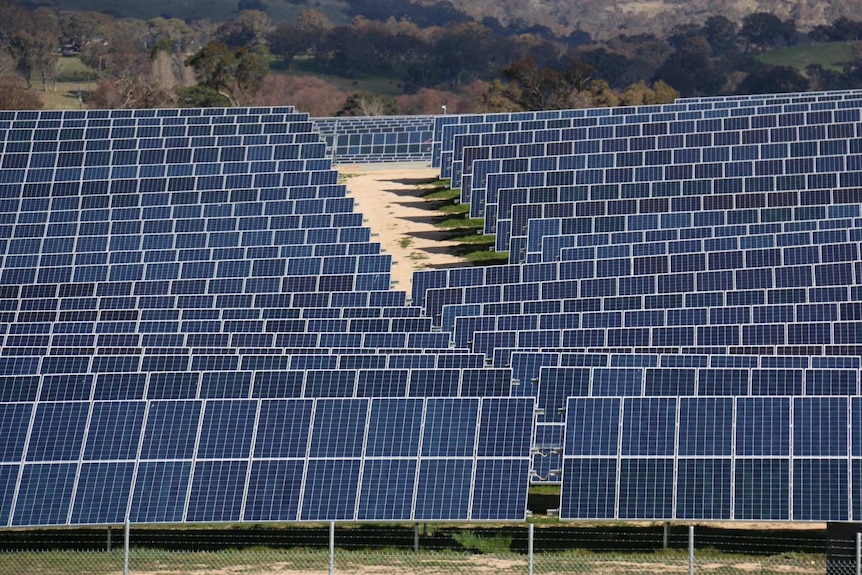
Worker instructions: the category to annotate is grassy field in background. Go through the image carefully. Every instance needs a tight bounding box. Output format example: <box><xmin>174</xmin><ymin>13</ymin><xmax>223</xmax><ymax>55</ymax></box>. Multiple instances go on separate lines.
<box><xmin>25</xmin><ymin>0</ymin><xmax>351</xmax><ymax>26</ymax></box>
<box><xmin>757</xmin><ymin>41</ymin><xmax>855</xmax><ymax>74</ymax></box>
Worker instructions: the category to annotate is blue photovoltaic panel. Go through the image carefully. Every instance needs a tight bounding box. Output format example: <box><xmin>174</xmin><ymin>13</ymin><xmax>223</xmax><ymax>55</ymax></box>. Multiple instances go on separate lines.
<box><xmin>186</xmin><ymin>460</ymin><xmax>248</xmax><ymax>523</ymax></box>
<box><xmin>26</xmin><ymin>402</ymin><xmax>89</xmax><ymax>462</ymax></box>
<box><xmin>560</xmin><ymin>458</ymin><xmax>616</xmax><ymax>520</ymax></box>
<box><xmin>793</xmin><ymin>459</ymin><xmax>848</xmax><ymax>521</ymax></box>
<box><xmin>414</xmin><ymin>459</ymin><xmax>473</xmax><ymax>521</ymax></box>
<box><xmin>676</xmin><ymin>459</ymin><xmax>732</xmax><ymax>520</ymax></box>
<box><xmin>677</xmin><ymin>397</ymin><xmax>733</xmax><ymax>456</ymax></box>
<box><xmin>477</xmin><ymin>398</ymin><xmax>534</xmax><ymax>457</ymax></box>
<box><xmin>70</xmin><ymin>462</ymin><xmax>135</xmax><ymax>525</ymax></box>
<box><xmin>301</xmin><ymin>459</ymin><xmax>361</xmax><ymax>521</ymax></box>
<box><xmin>139</xmin><ymin>401</ymin><xmax>201</xmax><ymax>460</ymax></box>
<box><xmin>244</xmin><ymin>460</ymin><xmax>305</xmax><ymax>522</ymax></box>
<box><xmin>308</xmin><ymin>399</ymin><xmax>368</xmax><ymax>458</ymax></box>
<box><xmin>13</xmin><ymin>464</ymin><xmax>77</xmax><ymax>526</ymax></box>
<box><xmin>197</xmin><ymin>400</ymin><xmax>257</xmax><ymax>459</ymax></box>
<box><xmin>736</xmin><ymin>397</ymin><xmax>791</xmax><ymax>457</ymax></box>
<box><xmin>129</xmin><ymin>461</ymin><xmax>192</xmax><ymax>524</ymax></box>
<box><xmin>734</xmin><ymin>458</ymin><xmax>790</xmax><ymax>521</ymax></box>
<box><xmin>0</xmin><ymin>466</ymin><xmax>17</xmax><ymax>526</ymax></box>
<box><xmin>471</xmin><ymin>459</ymin><xmax>530</xmax><ymax>520</ymax></box>
<box><xmin>621</xmin><ymin>398</ymin><xmax>676</xmax><ymax>457</ymax></box>
<box><xmin>793</xmin><ymin>397</ymin><xmax>847</xmax><ymax>457</ymax></box>
<box><xmin>357</xmin><ymin>459</ymin><xmax>417</xmax><ymax>521</ymax></box>
<box><xmin>564</xmin><ymin>398</ymin><xmax>620</xmax><ymax>457</ymax></box>
<box><xmin>618</xmin><ymin>458</ymin><xmax>674</xmax><ymax>519</ymax></box>
<box><xmin>365</xmin><ymin>398</ymin><xmax>423</xmax><ymax>457</ymax></box>
<box><xmin>83</xmin><ymin>402</ymin><xmax>146</xmax><ymax>460</ymax></box>
<box><xmin>0</xmin><ymin>403</ymin><xmax>31</xmax><ymax>462</ymax></box>
<box><xmin>421</xmin><ymin>398</ymin><xmax>479</xmax><ymax>457</ymax></box>
<box><xmin>253</xmin><ymin>400</ymin><xmax>313</xmax><ymax>458</ymax></box>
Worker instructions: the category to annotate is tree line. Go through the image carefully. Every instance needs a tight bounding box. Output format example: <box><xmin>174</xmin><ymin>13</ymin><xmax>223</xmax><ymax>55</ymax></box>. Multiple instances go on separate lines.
<box><xmin>1</xmin><ymin>0</ymin><xmax>862</xmax><ymax>114</ymax></box>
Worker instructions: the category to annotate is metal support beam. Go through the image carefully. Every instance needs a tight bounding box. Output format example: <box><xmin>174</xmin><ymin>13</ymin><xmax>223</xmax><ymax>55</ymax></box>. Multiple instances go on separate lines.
<box><xmin>688</xmin><ymin>526</ymin><xmax>694</xmax><ymax>575</ymax></box>
<box><xmin>123</xmin><ymin>521</ymin><xmax>130</xmax><ymax>575</ymax></box>
<box><xmin>329</xmin><ymin>521</ymin><xmax>335</xmax><ymax>575</ymax></box>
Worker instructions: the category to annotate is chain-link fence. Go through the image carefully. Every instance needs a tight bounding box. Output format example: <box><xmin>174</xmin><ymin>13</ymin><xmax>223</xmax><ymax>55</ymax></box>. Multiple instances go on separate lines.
<box><xmin>0</xmin><ymin>523</ymin><xmax>851</xmax><ymax>575</ymax></box>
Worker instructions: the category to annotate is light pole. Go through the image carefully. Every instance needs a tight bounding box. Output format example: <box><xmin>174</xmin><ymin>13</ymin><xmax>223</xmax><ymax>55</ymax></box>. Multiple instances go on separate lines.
<box><xmin>441</xmin><ymin>105</ymin><xmax>447</xmax><ymax>115</ymax></box>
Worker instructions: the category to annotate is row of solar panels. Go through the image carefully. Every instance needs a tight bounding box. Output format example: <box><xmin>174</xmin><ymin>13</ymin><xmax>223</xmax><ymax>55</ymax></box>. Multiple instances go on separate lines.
<box><xmin>433</xmin><ymin>89</ymin><xmax>862</xmax><ymax>174</ymax></box>
<box><xmin>561</xmin><ymin>395</ymin><xmax>862</xmax><ymax>521</ymax></box>
<box><xmin>0</xmin><ymin>368</ymin><xmax>512</xmax><ymax>401</ymax></box>
<box><xmin>313</xmin><ymin>116</ymin><xmax>434</xmax><ymax>164</ymax></box>
<box><xmin>0</xmin><ymin>397</ymin><xmax>533</xmax><ymax>526</ymax></box>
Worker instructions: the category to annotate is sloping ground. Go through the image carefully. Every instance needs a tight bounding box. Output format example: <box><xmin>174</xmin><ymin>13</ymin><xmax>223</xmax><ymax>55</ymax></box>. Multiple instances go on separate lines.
<box><xmin>338</xmin><ymin>163</ymin><xmax>467</xmax><ymax>297</ymax></box>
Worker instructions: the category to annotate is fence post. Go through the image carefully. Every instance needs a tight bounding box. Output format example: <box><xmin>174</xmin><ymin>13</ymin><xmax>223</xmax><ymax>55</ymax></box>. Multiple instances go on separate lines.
<box><xmin>663</xmin><ymin>522</ymin><xmax>670</xmax><ymax>550</ymax></box>
<box><xmin>855</xmin><ymin>532</ymin><xmax>860</xmax><ymax>575</ymax></box>
<box><xmin>123</xmin><ymin>520</ymin><xmax>130</xmax><ymax>575</ymax></box>
<box><xmin>107</xmin><ymin>527</ymin><xmax>111</xmax><ymax>552</ymax></box>
<box><xmin>688</xmin><ymin>525</ymin><xmax>694</xmax><ymax>575</ymax></box>
<box><xmin>528</xmin><ymin>523</ymin><xmax>534</xmax><ymax>575</ymax></box>
<box><xmin>414</xmin><ymin>524</ymin><xmax>419</xmax><ymax>553</ymax></box>
<box><xmin>329</xmin><ymin>521</ymin><xmax>335</xmax><ymax>575</ymax></box>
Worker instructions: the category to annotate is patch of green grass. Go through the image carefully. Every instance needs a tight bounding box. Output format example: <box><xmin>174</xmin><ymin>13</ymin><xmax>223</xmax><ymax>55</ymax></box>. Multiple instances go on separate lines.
<box><xmin>434</xmin><ymin>216</ymin><xmax>484</xmax><ymax>230</ymax></box>
<box><xmin>399</xmin><ymin>236</ymin><xmax>413</xmax><ymax>249</ymax></box>
<box><xmin>758</xmin><ymin>41</ymin><xmax>854</xmax><ymax>74</ymax></box>
<box><xmin>463</xmin><ymin>250</ymin><xmax>510</xmax><ymax>265</ymax></box>
<box><xmin>437</xmin><ymin>203</ymin><xmax>469</xmax><ymax>215</ymax></box>
<box><xmin>287</xmin><ymin>58</ymin><xmax>406</xmax><ymax>97</ymax></box>
<box><xmin>54</xmin><ymin>57</ymin><xmax>98</xmax><ymax>82</ymax></box>
<box><xmin>37</xmin><ymin>82</ymin><xmax>90</xmax><ymax>110</ymax></box>
<box><xmin>451</xmin><ymin>530</ymin><xmax>513</xmax><ymax>554</ymax></box>
<box><xmin>423</xmin><ymin>188</ymin><xmax>460</xmax><ymax>201</ymax></box>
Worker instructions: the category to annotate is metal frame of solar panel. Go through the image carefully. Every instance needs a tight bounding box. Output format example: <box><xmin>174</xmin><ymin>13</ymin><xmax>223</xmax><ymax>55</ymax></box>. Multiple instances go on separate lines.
<box><xmin>0</xmin><ymin>107</ymin><xmax>536</xmax><ymax>528</ymax></box>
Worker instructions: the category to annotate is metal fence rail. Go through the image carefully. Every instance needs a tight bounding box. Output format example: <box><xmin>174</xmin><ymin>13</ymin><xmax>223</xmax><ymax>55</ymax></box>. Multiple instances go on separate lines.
<box><xmin>0</xmin><ymin>523</ymin><xmax>851</xmax><ymax>575</ymax></box>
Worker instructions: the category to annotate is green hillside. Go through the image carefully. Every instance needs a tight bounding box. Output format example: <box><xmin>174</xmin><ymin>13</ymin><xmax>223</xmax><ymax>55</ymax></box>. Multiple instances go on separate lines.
<box><xmin>756</xmin><ymin>41</ymin><xmax>855</xmax><ymax>74</ymax></box>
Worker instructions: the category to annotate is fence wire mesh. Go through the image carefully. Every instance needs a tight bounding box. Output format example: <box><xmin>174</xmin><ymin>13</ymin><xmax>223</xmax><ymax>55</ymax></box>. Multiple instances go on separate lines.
<box><xmin>0</xmin><ymin>524</ymin><xmax>850</xmax><ymax>575</ymax></box>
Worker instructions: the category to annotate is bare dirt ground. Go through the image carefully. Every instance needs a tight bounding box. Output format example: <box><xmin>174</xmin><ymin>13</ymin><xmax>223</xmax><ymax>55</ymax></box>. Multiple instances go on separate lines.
<box><xmin>337</xmin><ymin>163</ymin><xmax>467</xmax><ymax>298</ymax></box>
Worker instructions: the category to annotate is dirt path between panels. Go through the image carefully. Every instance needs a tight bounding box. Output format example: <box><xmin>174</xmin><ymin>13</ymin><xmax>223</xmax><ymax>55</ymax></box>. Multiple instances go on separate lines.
<box><xmin>337</xmin><ymin>163</ymin><xmax>468</xmax><ymax>299</ymax></box>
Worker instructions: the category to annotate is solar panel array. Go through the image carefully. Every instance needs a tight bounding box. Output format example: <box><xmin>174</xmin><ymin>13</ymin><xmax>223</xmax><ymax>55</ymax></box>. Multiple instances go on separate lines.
<box><xmin>0</xmin><ymin>107</ymin><xmax>533</xmax><ymax>527</ymax></box>
<box><xmin>313</xmin><ymin>116</ymin><xmax>434</xmax><ymax>164</ymax></box>
<box><xmin>5</xmin><ymin>90</ymin><xmax>862</xmax><ymax>527</ymax></box>
<box><xmin>425</xmin><ymin>89</ymin><xmax>862</xmax><ymax>521</ymax></box>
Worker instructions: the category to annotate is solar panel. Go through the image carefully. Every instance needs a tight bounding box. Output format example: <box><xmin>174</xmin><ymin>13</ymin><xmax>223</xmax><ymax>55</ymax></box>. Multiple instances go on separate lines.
<box><xmin>560</xmin><ymin>395</ymin><xmax>855</xmax><ymax>521</ymax></box>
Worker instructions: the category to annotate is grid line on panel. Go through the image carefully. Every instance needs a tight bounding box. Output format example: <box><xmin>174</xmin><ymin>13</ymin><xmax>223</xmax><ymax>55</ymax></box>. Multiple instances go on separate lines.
<box><xmin>237</xmin><ymin>399</ymin><xmax>263</xmax><ymax>522</ymax></box>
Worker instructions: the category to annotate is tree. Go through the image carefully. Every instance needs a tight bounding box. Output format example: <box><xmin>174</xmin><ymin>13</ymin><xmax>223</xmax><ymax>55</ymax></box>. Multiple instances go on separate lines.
<box><xmin>297</xmin><ymin>9</ymin><xmax>334</xmax><ymax>34</ymax></box>
<box><xmin>702</xmin><ymin>15</ymin><xmax>740</xmax><ymax>56</ymax></box>
<box><xmin>185</xmin><ymin>41</ymin><xmax>268</xmax><ymax>106</ymax></box>
<box><xmin>282</xmin><ymin>76</ymin><xmax>349</xmax><ymax>116</ymax></box>
<box><xmin>268</xmin><ymin>22</ymin><xmax>313</xmax><ymax>69</ymax></box>
<box><xmin>496</xmin><ymin>57</ymin><xmax>594</xmax><ymax>111</ymax></box>
<box><xmin>736</xmin><ymin>65</ymin><xmax>809</xmax><ymax>94</ymax></box>
<box><xmin>7</xmin><ymin>29</ymin><xmax>58</xmax><ymax>90</ymax></box>
<box><xmin>0</xmin><ymin>78</ymin><xmax>43</xmax><ymax>109</ymax></box>
<box><xmin>619</xmin><ymin>80</ymin><xmax>679</xmax><ymax>105</ymax></box>
<box><xmin>740</xmin><ymin>12</ymin><xmax>789</xmax><ymax>52</ymax></box>
<box><xmin>653</xmin><ymin>36</ymin><xmax>727</xmax><ymax>97</ymax></box>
